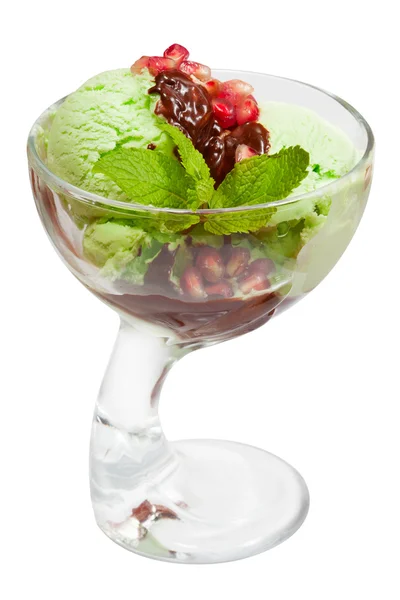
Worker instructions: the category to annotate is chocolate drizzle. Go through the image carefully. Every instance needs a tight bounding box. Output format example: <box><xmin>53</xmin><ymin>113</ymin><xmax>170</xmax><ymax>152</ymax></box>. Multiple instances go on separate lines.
<box><xmin>149</xmin><ymin>70</ymin><xmax>270</xmax><ymax>186</ymax></box>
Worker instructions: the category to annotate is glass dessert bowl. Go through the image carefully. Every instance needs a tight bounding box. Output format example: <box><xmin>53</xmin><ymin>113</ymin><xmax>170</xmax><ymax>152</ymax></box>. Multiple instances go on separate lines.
<box><xmin>28</xmin><ymin>54</ymin><xmax>374</xmax><ymax>563</ymax></box>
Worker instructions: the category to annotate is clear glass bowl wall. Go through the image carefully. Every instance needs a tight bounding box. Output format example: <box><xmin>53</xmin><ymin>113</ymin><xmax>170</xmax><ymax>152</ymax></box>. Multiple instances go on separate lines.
<box><xmin>28</xmin><ymin>72</ymin><xmax>373</xmax><ymax>345</ymax></box>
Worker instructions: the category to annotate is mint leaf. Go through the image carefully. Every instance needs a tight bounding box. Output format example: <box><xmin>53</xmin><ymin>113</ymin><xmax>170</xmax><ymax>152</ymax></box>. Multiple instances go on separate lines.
<box><xmin>93</xmin><ymin>147</ymin><xmax>192</xmax><ymax>209</ymax></box>
<box><xmin>92</xmin><ymin>139</ymin><xmax>310</xmax><ymax>238</ymax></box>
<box><xmin>134</xmin><ymin>212</ymin><xmax>200</xmax><ymax>234</ymax></box>
<box><xmin>187</xmin><ymin>179</ymin><xmax>215</xmax><ymax>210</ymax></box>
<box><xmin>161</xmin><ymin>124</ymin><xmax>210</xmax><ymax>181</ymax></box>
<box><xmin>154</xmin><ymin>214</ymin><xmax>200</xmax><ymax>233</ymax></box>
<box><xmin>161</xmin><ymin>123</ymin><xmax>215</xmax><ymax>207</ymax></box>
<box><xmin>204</xmin><ymin>207</ymin><xmax>275</xmax><ymax>235</ymax></box>
<box><xmin>210</xmin><ymin>146</ymin><xmax>310</xmax><ymax>209</ymax></box>
<box><xmin>102</xmin><ymin>209</ymin><xmax>199</xmax><ymax>236</ymax></box>
<box><xmin>161</xmin><ymin>124</ymin><xmax>214</xmax><ymax>185</ymax></box>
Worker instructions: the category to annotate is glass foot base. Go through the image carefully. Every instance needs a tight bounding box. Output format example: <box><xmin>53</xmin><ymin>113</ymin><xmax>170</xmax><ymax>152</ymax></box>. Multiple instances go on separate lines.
<box><xmin>97</xmin><ymin>439</ymin><xmax>309</xmax><ymax>564</ymax></box>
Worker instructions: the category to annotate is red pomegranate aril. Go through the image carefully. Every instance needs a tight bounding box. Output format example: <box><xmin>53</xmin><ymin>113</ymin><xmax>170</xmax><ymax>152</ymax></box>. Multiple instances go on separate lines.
<box><xmin>202</xmin><ymin>79</ymin><xmax>221</xmax><ymax>97</ymax></box>
<box><xmin>239</xmin><ymin>272</ymin><xmax>270</xmax><ymax>294</ymax></box>
<box><xmin>180</xmin><ymin>267</ymin><xmax>207</xmax><ymax>299</ymax></box>
<box><xmin>163</xmin><ymin>43</ymin><xmax>189</xmax><ymax>66</ymax></box>
<box><xmin>225</xmin><ymin>247</ymin><xmax>251</xmax><ymax>278</ymax></box>
<box><xmin>131</xmin><ymin>500</ymin><xmax>153</xmax><ymax>522</ymax></box>
<box><xmin>180</xmin><ymin>61</ymin><xmax>211</xmax><ymax>82</ymax></box>
<box><xmin>212</xmin><ymin>98</ymin><xmax>237</xmax><ymax>129</ymax></box>
<box><xmin>195</xmin><ymin>247</ymin><xmax>225</xmax><ymax>283</ymax></box>
<box><xmin>236</xmin><ymin>97</ymin><xmax>260</xmax><ymax>125</ymax></box>
<box><xmin>130</xmin><ymin>56</ymin><xmax>150</xmax><ymax>74</ymax></box>
<box><xmin>248</xmin><ymin>258</ymin><xmax>275</xmax><ymax>276</ymax></box>
<box><xmin>235</xmin><ymin>144</ymin><xmax>258</xmax><ymax>162</ymax></box>
<box><xmin>205</xmin><ymin>280</ymin><xmax>233</xmax><ymax>298</ymax></box>
<box><xmin>219</xmin><ymin>79</ymin><xmax>254</xmax><ymax>105</ymax></box>
<box><xmin>148</xmin><ymin>56</ymin><xmax>175</xmax><ymax>76</ymax></box>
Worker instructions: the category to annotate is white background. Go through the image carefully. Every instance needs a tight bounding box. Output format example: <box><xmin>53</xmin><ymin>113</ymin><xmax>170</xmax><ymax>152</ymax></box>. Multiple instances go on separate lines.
<box><xmin>2</xmin><ymin>1</ymin><xmax>399</xmax><ymax>598</ymax></box>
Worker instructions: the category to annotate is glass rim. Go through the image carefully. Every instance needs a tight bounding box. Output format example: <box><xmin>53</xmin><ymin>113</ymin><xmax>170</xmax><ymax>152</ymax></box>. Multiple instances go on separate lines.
<box><xmin>27</xmin><ymin>69</ymin><xmax>375</xmax><ymax>216</ymax></box>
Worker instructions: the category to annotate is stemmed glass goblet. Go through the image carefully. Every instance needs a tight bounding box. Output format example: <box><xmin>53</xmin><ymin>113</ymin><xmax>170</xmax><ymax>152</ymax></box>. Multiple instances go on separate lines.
<box><xmin>28</xmin><ymin>70</ymin><xmax>374</xmax><ymax>563</ymax></box>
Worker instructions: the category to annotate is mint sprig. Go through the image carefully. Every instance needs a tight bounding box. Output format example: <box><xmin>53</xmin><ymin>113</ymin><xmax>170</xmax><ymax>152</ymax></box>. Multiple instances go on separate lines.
<box><xmin>93</xmin><ymin>147</ymin><xmax>191</xmax><ymax>209</ymax></box>
<box><xmin>203</xmin><ymin>207</ymin><xmax>275</xmax><ymax>235</ymax></box>
<box><xmin>161</xmin><ymin>123</ymin><xmax>215</xmax><ymax>208</ymax></box>
<box><xmin>204</xmin><ymin>146</ymin><xmax>309</xmax><ymax>233</ymax></box>
<box><xmin>92</xmin><ymin>131</ymin><xmax>309</xmax><ymax>236</ymax></box>
<box><xmin>210</xmin><ymin>146</ymin><xmax>310</xmax><ymax>209</ymax></box>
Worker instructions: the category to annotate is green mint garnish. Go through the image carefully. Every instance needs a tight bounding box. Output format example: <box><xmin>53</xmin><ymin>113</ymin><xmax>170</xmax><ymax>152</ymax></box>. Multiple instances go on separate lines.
<box><xmin>161</xmin><ymin>123</ymin><xmax>215</xmax><ymax>208</ymax></box>
<box><xmin>92</xmin><ymin>133</ymin><xmax>309</xmax><ymax>236</ymax></box>
<box><xmin>204</xmin><ymin>208</ymin><xmax>276</xmax><ymax>235</ymax></box>
<box><xmin>150</xmin><ymin>213</ymin><xmax>200</xmax><ymax>233</ymax></box>
<box><xmin>210</xmin><ymin>146</ymin><xmax>310</xmax><ymax>209</ymax></box>
<box><xmin>204</xmin><ymin>146</ymin><xmax>309</xmax><ymax>233</ymax></box>
<box><xmin>93</xmin><ymin>147</ymin><xmax>192</xmax><ymax>209</ymax></box>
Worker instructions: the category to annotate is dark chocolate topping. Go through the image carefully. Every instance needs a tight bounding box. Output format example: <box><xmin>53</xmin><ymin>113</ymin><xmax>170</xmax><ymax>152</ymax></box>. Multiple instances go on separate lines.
<box><xmin>149</xmin><ymin>70</ymin><xmax>270</xmax><ymax>186</ymax></box>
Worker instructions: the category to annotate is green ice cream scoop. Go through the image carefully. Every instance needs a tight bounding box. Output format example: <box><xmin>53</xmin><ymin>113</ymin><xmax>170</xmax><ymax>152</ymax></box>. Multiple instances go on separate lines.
<box><xmin>47</xmin><ymin>69</ymin><xmax>174</xmax><ymax>200</ymax></box>
<box><xmin>83</xmin><ymin>220</ymin><xmax>149</xmax><ymax>267</ymax></box>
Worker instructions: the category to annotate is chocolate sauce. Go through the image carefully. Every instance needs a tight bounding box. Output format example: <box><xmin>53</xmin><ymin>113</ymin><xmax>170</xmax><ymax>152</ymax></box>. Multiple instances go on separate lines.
<box><xmin>149</xmin><ymin>70</ymin><xmax>270</xmax><ymax>186</ymax></box>
<box><xmin>101</xmin><ymin>290</ymin><xmax>280</xmax><ymax>344</ymax></box>
<box><xmin>211</xmin><ymin>122</ymin><xmax>271</xmax><ymax>185</ymax></box>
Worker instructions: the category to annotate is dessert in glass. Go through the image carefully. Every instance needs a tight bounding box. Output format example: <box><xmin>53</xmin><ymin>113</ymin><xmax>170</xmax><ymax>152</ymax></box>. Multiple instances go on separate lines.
<box><xmin>27</xmin><ymin>44</ymin><xmax>374</xmax><ymax>563</ymax></box>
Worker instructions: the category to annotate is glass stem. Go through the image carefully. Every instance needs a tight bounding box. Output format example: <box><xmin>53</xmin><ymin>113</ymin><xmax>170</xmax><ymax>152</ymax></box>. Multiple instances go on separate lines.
<box><xmin>90</xmin><ymin>318</ymin><xmax>187</xmax><ymax>525</ymax></box>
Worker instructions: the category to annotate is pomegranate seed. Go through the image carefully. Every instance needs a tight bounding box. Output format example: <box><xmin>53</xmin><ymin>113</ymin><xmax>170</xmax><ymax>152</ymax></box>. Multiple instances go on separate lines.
<box><xmin>130</xmin><ymin>56</ymin><xmax>150</xmax><ymax>74</ymax></box>
<box><xmin>235</xmin><ymin>144</ymin><xmax>258</xmax><ymax>162</ymax></box>
<box><xmin>148</xmin><ymin>56</ymin><xmax>175</xmax><ymax>76</ymax></box>
<box><xmin>212</xmin><ymin>98</ymin><xmax>237</xmax><ymax>129</ymax></box>
<box><xmin>163</xmin><ymin>43</ymin><xmax>189</xmax><ymax>66</ymax></box>
<box><xmin>225</xmin><ymin>247</ymin><xmax>251</xmax><ymax>278</ymax></box>
<box><xmin>131</xmin><ymin>500</ymin><xmax>177</xmax><ymax>523</ymax></box>
<box><xmin>132</xmin><ymin>500</ymin><xmax>153</xmax><ymax>522</ymax></box>
<box><xmin>180</xmin><ymin>61</ymin><xmax>211</xmax><ymax>82</ymax></box>
<box><xmin>239</xmin><ymin>272</ymin><xmax>270</xmax><ymax>294</ymax></box>
<box><xmin>153</xmin><ymin>504</ymin><xmax>178</xmax><ymax>520</ymax></box>
<box><xmin>236</xmin><ymin>96</ymin><xmax>260</xmax><ymax>125</ymax></box>
<box><xmin>205</xmin><ymin>280</ymin><xmax>233</xmax><ymax>298</ymax></box>
<box><xmin>219</xmin><ymin>79</ymin><xmax>254</xmax><ymax>105</ymax></box>
<box><xmin>248</xmin><ymin>258</ymin><xmax>275</xmax><ymax>276</ymax></box>
<box><xmin>202</xmin><ymin>79</ymin><xmax>222</xmax><ymax>97</ymax></box>
<box><xmin>195</xmin><ymin>247</ymin><xmax>225</xmax><ymax>283</ymax></box>
<box><xmin>181</xmin><ymin>267</ymin><xmax>207</xmax><ymax>299</ymax></box>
